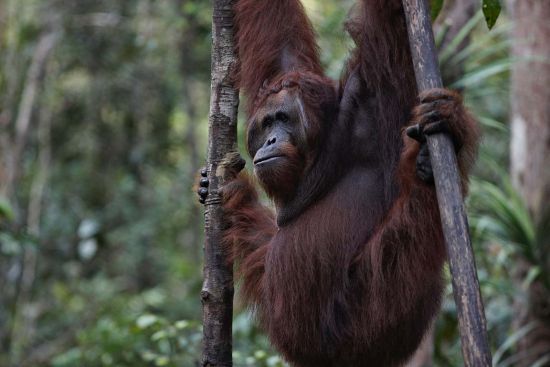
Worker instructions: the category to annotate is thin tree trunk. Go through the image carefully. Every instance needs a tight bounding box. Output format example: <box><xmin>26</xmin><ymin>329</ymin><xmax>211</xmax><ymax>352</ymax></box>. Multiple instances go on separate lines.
<box><xmin>2</xmin><ymin>31</ymin><xmax>58</xmax><ymax>358</ymax></box>
<box><xmin>201</xmin><ymin>0</ymin><xmax>239</xmax><ymax>366</ymax></box>
<box><xmin>406</xmin><ymin>4</ymin><xmax>479</xmax><ymax>366</ymax></box>
<box><xmin>9</xmin><ymin>107</ymin><xmax>52</xmax><ymax>366</ymax></box>
<box><xmin>508</xmin><ymin>0</ymin><xmax>550</xmax><ymax>365</ymax></box>
<box><xmin>402</xmin><ymin>0</ymin><xmax>491</xmax><ymax>365</ymax></box>
<box><xmin>3</xmin><ymin>32</ymin><xmax>58</xmax><ymax>201</ymax></box>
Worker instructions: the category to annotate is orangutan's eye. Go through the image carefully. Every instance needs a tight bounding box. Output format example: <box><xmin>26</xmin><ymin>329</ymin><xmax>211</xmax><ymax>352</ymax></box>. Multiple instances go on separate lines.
<box><xmin>263</xmin><ymin>116</ymin><xmax>274</xmax><ymax>128</ymax></box>
<box><xmin>276</xmin><ymin>112</ymin><xmax>289</xmax><ymax>123</ymax></box>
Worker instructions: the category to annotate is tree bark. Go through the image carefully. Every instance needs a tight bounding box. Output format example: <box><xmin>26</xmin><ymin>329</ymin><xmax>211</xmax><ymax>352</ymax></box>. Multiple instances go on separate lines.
<box><xmin>508</xmin><ymin>0</ymin><xmax>550</xmax><ymax>365</ymax></box>
<box><xmin>407</xmin><ymin>4</ymin><xmax>479</xmax><ymax>366</ymax></box>
<box><xmin>402</xmin><ymin>0</ymin><xmax>491</xmax><ymax>366</ymax></box>
<box><xmin>201</xmin><ymin>0</ymin><xmax>239</xmax><ymax>366</ymax></box>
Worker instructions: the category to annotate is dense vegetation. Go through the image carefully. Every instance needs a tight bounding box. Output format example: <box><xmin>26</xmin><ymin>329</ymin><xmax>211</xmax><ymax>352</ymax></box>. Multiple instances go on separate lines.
<box><xmin>0</xmin><ymin>0</ymin><xmax>547</xmax><ymax>366</ymax></box>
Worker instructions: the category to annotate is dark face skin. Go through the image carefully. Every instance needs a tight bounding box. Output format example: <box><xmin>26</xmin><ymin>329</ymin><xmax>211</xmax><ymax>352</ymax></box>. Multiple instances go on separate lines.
<box><xmin>247</xmin><ymin>89</ymin><xmax>312</xmax><ymax>201</ymax></box>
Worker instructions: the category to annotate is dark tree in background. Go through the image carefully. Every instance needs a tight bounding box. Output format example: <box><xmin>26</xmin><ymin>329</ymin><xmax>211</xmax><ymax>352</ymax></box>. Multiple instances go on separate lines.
<box><xmin>508</xmin><ymin>0</ymin><xmax>550</xmax><ymax>365</ymax></box>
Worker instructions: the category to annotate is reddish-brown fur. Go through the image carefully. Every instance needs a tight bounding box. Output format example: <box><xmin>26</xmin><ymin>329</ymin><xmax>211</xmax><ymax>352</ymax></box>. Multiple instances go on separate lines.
<box><xmin>221</xmin><ymin>0</ymin><xmax>480</xmax><ymax>366</ymax></box>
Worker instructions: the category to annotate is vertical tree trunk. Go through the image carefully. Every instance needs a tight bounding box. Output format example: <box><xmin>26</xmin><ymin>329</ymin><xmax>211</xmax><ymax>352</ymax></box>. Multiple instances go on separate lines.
<box><xmin>9</xmin><ymin>107</ymin><xmax>52</xmax><ymax>366</ymax></box>
<box><xmin>403</xmin><ymin>0</ymin><xmax>491</xmax><ymax>365</ymax></box>
<box><xmin>3</xmin><ymin>32</ymin><xmax>58</xmax><ymax>201</ymax></box>
<box><xmin>508</xmin><ymin>0</ymin><xmax>550</xmax><ymax>365</ymax></box>
<box><xmin>201</xmin><ymin>0</ymin><xmax>239</xmax><ymax>366</ymax></box>
<box><xmin>407</xmin><ymin>4</ymin><xmax>479</xmax><ymax>366</ymax></box>
<box><xmin>1</xmin><ymin>31</ymin><xmax>57</xmax><ymax>357</ymax></box>
<box><xmin>508</xmin><ymin>0</ymin><xmax>550</xmax><ymax>222</ymax></box>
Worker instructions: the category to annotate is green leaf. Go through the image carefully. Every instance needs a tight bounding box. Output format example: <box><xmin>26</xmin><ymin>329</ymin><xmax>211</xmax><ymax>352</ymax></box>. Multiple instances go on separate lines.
<box><xmin>0</xmin><ymin>197</ymin><xmax>14</xmax><ymax>221</ymax></box>
<box><xmin>151</xmin><ymin>330</ymin><xmax>167</xmax><ymax>341</ymax></box>
<box><xmin>174</xmin><ymin>320</ymin><xmax>189</xmax><ymax>329</ymax></box>
<box><xmin>136</xmin><ymin>314</ymin><xmax>158</xmax><ymax>329</ymax></box>
<box><xmin>155</xmin><ymin>356</ymin><xmax>169</xmax><ymax>366</ymax></box>
<box><xmin>430</xmin><ymin>0</ymin><xmax>444</xmax><ymax>20</ymax></box>
<box><xmin>482</xmin><ymin>0</ymin><xmax>501</xmax><ymax>29</ymax></box>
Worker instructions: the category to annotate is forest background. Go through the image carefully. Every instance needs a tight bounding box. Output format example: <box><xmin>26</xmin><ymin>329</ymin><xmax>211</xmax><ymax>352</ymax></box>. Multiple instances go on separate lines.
<box><xmin>0</xmin><ymin>0</ymin><xmax>549</xmax><ymax>366</ymax></box>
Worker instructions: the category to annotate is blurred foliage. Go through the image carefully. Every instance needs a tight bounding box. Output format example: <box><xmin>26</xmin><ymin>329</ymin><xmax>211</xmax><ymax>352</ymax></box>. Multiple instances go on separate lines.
<box><xmin>0</xmin><ymin>0</ymin><xmax>545</xmax><ymax>366</ymax></box>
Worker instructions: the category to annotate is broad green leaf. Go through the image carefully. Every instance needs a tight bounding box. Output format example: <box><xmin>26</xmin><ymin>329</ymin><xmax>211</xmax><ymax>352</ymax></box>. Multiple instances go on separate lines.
<box><xmin>482</xmin><ymin>0</ymin><xmax>501</xmax><ymax>29</ymax></box>
<box><xmin>430</xmin><ymin>0</ymin><xmax>444</xmax><ymax>20</ymax></box>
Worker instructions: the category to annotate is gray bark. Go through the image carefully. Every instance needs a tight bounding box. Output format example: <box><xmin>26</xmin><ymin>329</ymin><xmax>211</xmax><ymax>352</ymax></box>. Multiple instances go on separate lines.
<box><xmin>402</xmin><ymin>0</ymin><xmax>491</xmax><ymax>366</ymax></box>
<box><xmin>201</xmin><ymin>0</ymin><xmax>239</xmax><ymax>366</ymax></box>
<box><xmin>407</xmin><ymin>4</ymin><xmax>479</xmax><ymax>366</ymax></box>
